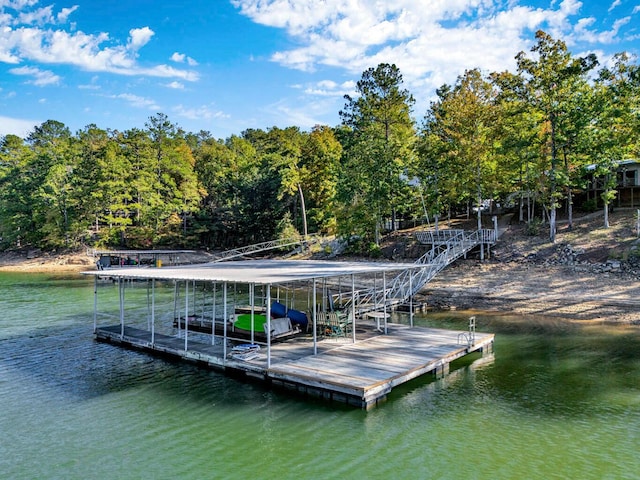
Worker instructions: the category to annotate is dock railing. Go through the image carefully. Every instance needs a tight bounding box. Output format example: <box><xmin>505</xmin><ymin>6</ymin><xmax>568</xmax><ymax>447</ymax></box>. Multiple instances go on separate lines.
<box><xmin>209</xmin><ymin>234</ymin><xmax>320</xmax><ymax>262</ymax></box>
<box><xmin>339</xmin><ymin>229</ymin><xmax>495</xmax><ymax>315</ymax></box>
<box><xmin>415</xmin><ymin>229</ymin><xmax>465</xmax><ymax>245</ymax></box>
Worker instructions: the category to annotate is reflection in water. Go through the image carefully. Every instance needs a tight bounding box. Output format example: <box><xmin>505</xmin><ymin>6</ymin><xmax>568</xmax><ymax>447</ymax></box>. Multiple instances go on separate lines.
<box><xmin>0</xmin><ymin>274</ymin><xmax>639</xmax><ymax>479</ymax></box>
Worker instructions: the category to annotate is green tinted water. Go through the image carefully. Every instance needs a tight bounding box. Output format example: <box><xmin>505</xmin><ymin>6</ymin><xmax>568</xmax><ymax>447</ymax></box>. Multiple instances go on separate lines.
<box><xmin>0</xmin><ymin>273</ymin><xmax>638</xmax><ymax>479</ymax></box>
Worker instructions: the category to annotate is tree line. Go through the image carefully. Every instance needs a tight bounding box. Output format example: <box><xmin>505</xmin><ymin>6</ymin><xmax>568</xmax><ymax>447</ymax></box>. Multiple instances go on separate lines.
<box><xmin>0</xmin><ymin>30</ymin><xmax>638</xmax><ymax>253</ymax></box>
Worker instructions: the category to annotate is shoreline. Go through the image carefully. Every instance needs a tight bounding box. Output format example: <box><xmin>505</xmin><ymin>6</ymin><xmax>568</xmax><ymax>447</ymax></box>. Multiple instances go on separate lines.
<box><xmin>424</xmin><ymin>261</ymin><xmax>640</xmax><ymax>325</ymax></box>
<box><xmin>1</xmin><ymin>250</ymin><xmax>638</xmax><ymax>325</ymax></box>
<box><xmin>0</xmin><ymin>253</ymin><xmax>94</xmax><ymax>273</ymax></box>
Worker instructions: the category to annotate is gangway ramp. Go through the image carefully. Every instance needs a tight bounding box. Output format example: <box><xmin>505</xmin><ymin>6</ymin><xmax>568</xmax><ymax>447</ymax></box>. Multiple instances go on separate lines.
<box><xmin>208</xmin><ymin>235</ymin><xmax>319</xmax><ymax>263</ymax></box>
<box><xmin>341</xmin><ymin>229</ymin><xmax>496</xmax><ymax>314</ymax></box>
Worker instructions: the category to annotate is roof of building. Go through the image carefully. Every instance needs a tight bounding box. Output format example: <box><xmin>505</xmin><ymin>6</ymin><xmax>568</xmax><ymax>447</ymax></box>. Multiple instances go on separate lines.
<box><xmin>91</xmin><ymin>249</ymin><xmax>195</xmax><ymax>256</ymax></box>
<box><xmin>83</xmin><ymin>259</ymin><xmax>414</xmax><ymax>285</ymax></box>
<box><xmin>584</xmin><ymin>158</ymin><xmax>639</xmax><ymax>171</ymax></box>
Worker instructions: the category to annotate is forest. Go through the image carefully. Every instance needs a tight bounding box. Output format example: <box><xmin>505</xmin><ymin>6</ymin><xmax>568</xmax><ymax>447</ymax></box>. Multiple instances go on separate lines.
<box><xmin>0</xmin><ymin>31</ymin><xmax>638</xmax><ymax>254</ymax></box>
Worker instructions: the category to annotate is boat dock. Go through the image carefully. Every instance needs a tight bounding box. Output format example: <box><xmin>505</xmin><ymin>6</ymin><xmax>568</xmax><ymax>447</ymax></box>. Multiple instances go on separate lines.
<box><xmin>84</xmin><ymin>259</ymin><xmax>495</xmax><ymax>409</ymax></box>
<box><xmin>95</xmin><ymin>321</ymin><xmax>493</xmax><ymax>408</ymax></box>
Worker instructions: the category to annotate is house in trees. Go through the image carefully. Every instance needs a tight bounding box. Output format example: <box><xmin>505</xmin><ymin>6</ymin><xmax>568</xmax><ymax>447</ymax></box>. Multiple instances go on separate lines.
<box><xmin>582</xmin><ymin>159</ymin><xmax>640</xmax><ymax>208</ymax></box>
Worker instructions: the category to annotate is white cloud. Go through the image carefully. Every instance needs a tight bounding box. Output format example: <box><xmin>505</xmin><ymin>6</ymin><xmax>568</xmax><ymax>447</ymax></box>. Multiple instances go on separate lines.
<box><xmin>608</xmin><ymin>0</ymin><xmax>622</xmax><ymax>13</ymax></box>
<box><xmin>173</xmin><ymin>104</ymin><xmax>229</xmax><ymax>121</ymax></box>
<box><xmin>56</xmin><ymin>5</ymin><xmax>78</xmax><ymax>23</ymax></box>
<box><xmin>303</xmin><ymin>79</ymin><xmax>356</xmax><ymax>96</ymax></box>
<box><xmin>0</xmin><ymin>114</ymin><xmax>38</xmax><ymax>137</ymax></box>
<box><xmin>0</xmin><ymin>4</ymin><xmax>198</xmax><ymax>81</ymax></box>
<box><xmin>574</xmin><ymin>16</ymin><xmax>630</xmax><ymax>44</ymax></box>
<box><xmin>137</xmin><ymin>64</ymin><xmax>198</xmax><ymax>81</ymax></box>
<box><xmin>262</xmin><ymin>96</ymin><xmax>335</xmax><ymax>130</ymax></box>
<box><xmin>109</xmin><ymin>92</ymin><xmax>160</xmax><ymax>110</ymax></box>
<box><xmin>170</xmin><ymin>51</ymin><xmax>198</xmax><ymax>66</ymax></box>
<box><xmin>233</xmin><ymin>0</ymin><xmax>624</xmax><ymax>97</ymax></box>
<box><xmin>9</xmin><ymin>64</ymin><xmax>60</xmax><ymax>85</ymax></box>
<box><xmin>127</xmin><ymin>27</ymin><xmax>154</xmax><ymax>50</ymax></box>
<box><xmin>164</xmin><ymin>80</ymin><xmax>184</xmax><ymax>89</ymax></box>
<box><xmin>170</xmin><ymin>52</ymin><xmax>185</xmax><ymax>62</ymax></box>
<box><xmin>16</xmin><ymin>5</ymin><xmax>54</xmax><ymax>25</ymax></box>
<box><xmin>3</xmin><ymin>1</ymin><xmax>40</xmax><ymax>11</ymax></box>
<box><xmin>78</xmin><ymin>83</ymin><xmax>100</xmax><ymax>90</ymax></box>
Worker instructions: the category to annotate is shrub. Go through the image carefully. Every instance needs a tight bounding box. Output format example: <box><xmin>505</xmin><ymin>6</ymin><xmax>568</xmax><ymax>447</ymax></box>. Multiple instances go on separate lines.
<box><xmin>581</xmin><ymin>198</ymin><xmax>598</xmax><ymax>213</ymax></box>
<box><xmin>526</xmin><ymin>218</ymin><xmax>542</xmax><ymax>236</ymax></box>
<box><xmin>367</xmin><ymin>242</ymin><xmax>382</xmax><ymax>258</ymax></box>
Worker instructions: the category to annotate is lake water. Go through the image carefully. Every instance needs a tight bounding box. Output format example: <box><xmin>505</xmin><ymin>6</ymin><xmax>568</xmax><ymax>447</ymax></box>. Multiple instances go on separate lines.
<box><xmin>1</xmin><ymin>272</ymin><xmax>639</xmax><ymax>479</ymax></box>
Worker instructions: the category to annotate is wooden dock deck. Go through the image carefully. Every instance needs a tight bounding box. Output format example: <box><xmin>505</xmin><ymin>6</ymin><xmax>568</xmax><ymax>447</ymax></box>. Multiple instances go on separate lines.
<box><xmin>95</xmin><ymin>323</ymin><xmax>494</xmax><ymax>409</ymax></box>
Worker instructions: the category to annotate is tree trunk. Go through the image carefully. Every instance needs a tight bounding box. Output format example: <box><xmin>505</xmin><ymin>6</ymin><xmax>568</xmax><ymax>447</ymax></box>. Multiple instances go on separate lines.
<box><xmin>549</xmin><ymin>110</ymin><xmax>557</xmax><ymax>243</ymax></box>
<box><xmin>561</xmin><ymin>150</ymin><xmax>572</xmax><ymax>231</ymax></box>
<box><xmin>392</xmin><ymin>207</ymin><xmax>397</xmax><ymax>232</ymax></box>
<box><xmin>567</xmin><ymin>189</ymin><xmax>573</xmax><ymax>231</ymax></box>
<box><xmin>549</xmin><ymin>207</ymin><xmax>557</xmax><ymax>243</ymax></box>
<box><xmin>297</xmin><ymin>183</ymin><xmax>308</xmax><ymax>239</ymax></box>
<box><xmin>477</xmin><ymin>204</ymin><xmax>484</xmax><ymax>260</ymax></box>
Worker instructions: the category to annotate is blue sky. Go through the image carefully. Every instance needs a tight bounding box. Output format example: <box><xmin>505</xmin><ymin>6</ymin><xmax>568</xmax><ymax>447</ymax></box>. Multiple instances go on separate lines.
<box><xmin>0</xmin><ymin>0</ymin><xmax>638</xmax><ymax>139</ymax></box>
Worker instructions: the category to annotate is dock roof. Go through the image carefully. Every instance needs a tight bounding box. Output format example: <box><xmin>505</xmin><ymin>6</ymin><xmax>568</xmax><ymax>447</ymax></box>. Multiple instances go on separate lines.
<box><xmin>83</xmin><ymin>259</ymin><xmax>414</xmax><ymax>285</ymax></box>
<box><xmin>90</xmin><ymin>249</ymin><xmax>195</xmax><ymax>256</ymax></box>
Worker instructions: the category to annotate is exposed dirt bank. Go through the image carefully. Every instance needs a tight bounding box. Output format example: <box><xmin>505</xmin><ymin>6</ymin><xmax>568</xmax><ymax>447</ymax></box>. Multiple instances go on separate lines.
<box><xmin>1</xmin><ymin>210</ymin><xmax>639</xmax><ymax>324</ymax></box>
<box><xmin>0</xmin><ymin>249</ymin><xmax>213</xmax><ymax>273</ymax></box>
<box><xmin>0</xmin><ymin>249</ymin><xmax>95</xmax><ymax>273</ymax></box>
<box><xmin>422</xmin><ymin>261</ymin><xmax>640</xmax><ymax>325</ymax></box>
<box><xmin>419</xmin><ymin>209</ymin><xmax>640</xmax><ymax>325</ymax></box>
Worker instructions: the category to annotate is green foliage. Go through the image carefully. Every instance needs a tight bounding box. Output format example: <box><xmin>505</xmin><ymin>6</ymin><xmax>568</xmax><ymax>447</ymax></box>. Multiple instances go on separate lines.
<box><xmin>0</xmin><ymin>34</ymin><xmax>638</xmax><ymax>253</ymax></box>
<box><xmin>276</xmin><ymin>212</ymin><xmax>301</xmax><ymax>246</ymax></box>
<box><xmin>514</xmin><ymin>30</ymin><xmax>598</xmax><ymax>240</ymax></box>
<box><xmin>419</xmin><ymin>69</ymin><xmax>499</xmax><ymax>229</ymax></box>
<box><xmin>526</xmin><ymin>217</ymin><xmax>542</xmax><ymax>236</ymax></box>
<box><xmin>581</xmin><ymin>198</ymin><xmax>598</xmax><ymax>213</ymax></box>
<box><xmin>366</xmin><ymin>242</ymin><xmax>383</xmax><ymax>258</ymax></box>
<box><xmin>339</xmin><ymin>63</ymin><xmax>416</xmax><ymax>244</ymax></box>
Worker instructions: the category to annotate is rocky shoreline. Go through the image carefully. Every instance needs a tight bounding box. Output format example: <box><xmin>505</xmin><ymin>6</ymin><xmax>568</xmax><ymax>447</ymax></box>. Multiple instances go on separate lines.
<box><xmin>418</xmin><ymin>210</ymin><xmax>640</xmax><ymax>325</ymax></box>
<box><xmin>423</xmin><ymin>260</ymin><xmax>640</xmax><ymax>325</ymax></box>
<box><xmin>2</xmin><ymin>209</ymin><xmax>639</xmax><ymax>326</ymax></box>
<box><xmin>0</xmin><ymin>247</ymin><xmax>638</xmax><ymax>326</ymax></box>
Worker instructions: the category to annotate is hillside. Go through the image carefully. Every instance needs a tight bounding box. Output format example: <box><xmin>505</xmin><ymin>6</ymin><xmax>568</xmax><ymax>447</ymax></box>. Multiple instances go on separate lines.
<box><xmin>413</xmin><ymin>209</ymin><xmax>640</xmax><ymax>325</ymax></box>
<box><xmin>1</xmin><ymin>209</ymin><xmax>639</xmax><ymax>324</ymax></box>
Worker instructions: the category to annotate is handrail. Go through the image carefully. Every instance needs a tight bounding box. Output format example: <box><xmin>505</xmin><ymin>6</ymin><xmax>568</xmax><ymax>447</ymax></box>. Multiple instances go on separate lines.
<box><xmin>415</xmin><ymin>229</ymin><xmax>465</xmax><ymax>245</ymax></box>
<box><xmin>339</xmin><ymin>229</ymin><xmax>492</xmax><ymax>314</ymax></box>
<box><xmin>209</xmin><ymin>234</ymin><xmax>320</xmax><ymax>263</ymax></box>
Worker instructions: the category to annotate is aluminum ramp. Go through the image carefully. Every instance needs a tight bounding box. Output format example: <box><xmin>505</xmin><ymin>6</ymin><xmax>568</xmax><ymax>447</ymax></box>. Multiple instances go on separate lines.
<box><xmin>340</xmin><ymin>229</ymin><xmax>496</xmax><ymax>314</ymax></box>
<box><xmin>208</xmin><ymin>235</ymin><xmax>319</xmax><ymax>263</ymax></box>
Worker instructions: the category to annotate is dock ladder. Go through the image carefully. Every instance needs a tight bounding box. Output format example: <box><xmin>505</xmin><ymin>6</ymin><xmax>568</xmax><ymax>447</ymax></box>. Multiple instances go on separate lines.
<box><xmin>457</xmin><ymin>316</ymin><xmax>476</xmax><ymax>348</ymax></box>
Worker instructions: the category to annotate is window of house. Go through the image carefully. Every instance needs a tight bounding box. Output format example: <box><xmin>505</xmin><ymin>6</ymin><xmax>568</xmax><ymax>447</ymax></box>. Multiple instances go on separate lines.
<box><xmin>625</xmin><ymin>169</ymin><xmax>638</xmax><ymax>186</ymax></box>
<box><xmin>617</xmin><ymin>168</ymin><xmax>638</xmax><ymax>186</ymax></box>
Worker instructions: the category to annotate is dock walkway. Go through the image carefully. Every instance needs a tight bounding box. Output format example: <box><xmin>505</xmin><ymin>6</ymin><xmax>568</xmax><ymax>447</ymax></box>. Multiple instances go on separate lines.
<box><xmin>96</xmin><ymin>322</ymin><xmax>494</xmax><ymax>409</ymax></box>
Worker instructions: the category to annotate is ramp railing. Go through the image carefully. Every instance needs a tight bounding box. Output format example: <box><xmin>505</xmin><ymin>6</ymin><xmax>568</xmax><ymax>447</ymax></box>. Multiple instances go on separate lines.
<box><xmin>209</xmin><ymin>235</ymin><xmax>319</xmax><ymax>262</ymax></box>
<box><xmin>339</xmin><ymin>229</ymin><xmax>494</xmax><ymax>314</ymax></box>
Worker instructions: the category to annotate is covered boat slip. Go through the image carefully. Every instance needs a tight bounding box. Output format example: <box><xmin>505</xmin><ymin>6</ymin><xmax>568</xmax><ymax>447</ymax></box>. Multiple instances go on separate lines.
<box><xmin>90</xmin><ymin>249</ymin><xmax>196</xmax><ymax>269</ymax></box>
<box><xmin>84</xmin><ymin>259</ymin><xmax>495</xmax><ymax>408</ymax></box>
